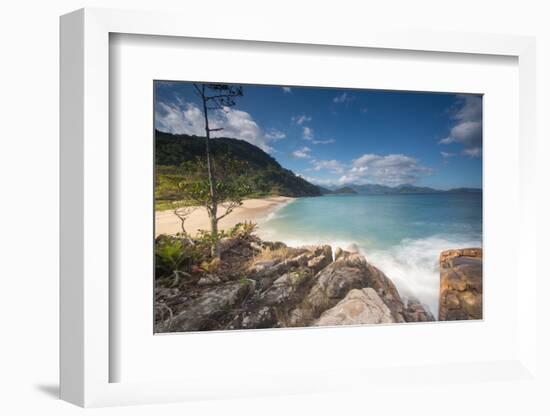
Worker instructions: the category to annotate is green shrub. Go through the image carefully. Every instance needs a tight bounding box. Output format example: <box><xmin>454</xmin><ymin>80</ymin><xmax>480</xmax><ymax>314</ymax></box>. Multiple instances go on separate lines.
<box><xmin>155</xmin><ymin>235</ymin><xmax>205</xmax><ymax>286</ymax></box>
<box><xmin>228</xmin><ymin>221</ymin><xmax>258</xmax><ymax>239</ymax></box>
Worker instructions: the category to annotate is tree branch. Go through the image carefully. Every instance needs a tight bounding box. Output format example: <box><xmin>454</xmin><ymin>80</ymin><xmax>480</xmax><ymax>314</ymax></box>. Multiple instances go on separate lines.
<box><xmin>205</xmin><ymin>94</ymin><xmax>240</xmax><ymax>101</ymax></box>
<box><xmin>192</xmin><ymin>83</ymin><xmax>204</xmax><ymax>99</ymax></box>
<box><xmin>217</xmin><ymin>200</ymin><xmax>242</xmax><ymax>221</ymax></box>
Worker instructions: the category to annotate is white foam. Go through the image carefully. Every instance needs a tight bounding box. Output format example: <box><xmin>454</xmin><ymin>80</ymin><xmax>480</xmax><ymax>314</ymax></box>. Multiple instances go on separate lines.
<box><xmin>366</xmin><ymin>235</ymin><xmax>481</xmax><ymax>317</ymax></box>
<box><xmin>259</xmin><ymin>211</ymin><xmax>480</xmax><ymax>317</ymax></box>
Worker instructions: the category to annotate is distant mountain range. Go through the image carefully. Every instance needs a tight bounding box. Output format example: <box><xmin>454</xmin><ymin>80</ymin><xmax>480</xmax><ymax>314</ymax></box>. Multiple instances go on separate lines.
<box><xmin>338</xmin><ymin>183</ymin><xmax>482</xmax><ymax>195</ymax></box>
<box><xmin>155</xmin><ymin>131</ymin><xmax>481</xmax><ymax>202</ymax></box>
<box><xmin>318</xmin><ymin>186</ymin><xmax>358</xmax><ymax>195</ymax></box>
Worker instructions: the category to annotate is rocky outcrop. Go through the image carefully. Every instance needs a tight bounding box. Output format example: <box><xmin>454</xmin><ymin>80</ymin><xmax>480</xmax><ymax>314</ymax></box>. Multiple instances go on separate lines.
<box><xmin>403</xmin><ymin>297</ymin><xmax>435</xmax><ymax>322</ymax></box>
<box><xmin>162</xmin><ymin>280</ymin><xmax>255</xmax><ymax>332</ymax></box>
<box><xmin>314</xmin><ymin>288</ymin><xmax>394</xmax><ymax>326</ymax></box>
<box><xmin>155</xmin><ymin>238</ymin><xmax>439</xmax><ymax>333</ymax></box>
<box><xmin>439</xmin><ymin>248</ymin><xmax>482</xmax><ymax>321</ymax></box>
<box><xmin>287</xmin><ymin>252</ymin><xmax>407</xmax><ymax>326</ymax></box>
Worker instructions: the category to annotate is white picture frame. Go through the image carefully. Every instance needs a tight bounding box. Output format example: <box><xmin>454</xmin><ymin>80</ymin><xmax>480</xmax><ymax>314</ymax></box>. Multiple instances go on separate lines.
<box><xmin>60</xmin><ymin>7</ymin><xmax>538</xmax><ymax>408</ymax></box>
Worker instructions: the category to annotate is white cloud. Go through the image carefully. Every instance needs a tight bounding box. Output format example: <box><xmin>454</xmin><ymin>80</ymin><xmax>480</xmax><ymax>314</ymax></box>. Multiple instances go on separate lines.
<box><xmin>265</xmin><ymin>128</ymin><xmax>286</xmax><ymax>141</ymax></box>
<box><xmin>333</xmin><ymin>92</ymin><xmax>352</xmax><ymax>104</ymax></box>
<box><xmin>310</xmin><ymin>159</ymin><xmax>344</xmax><ymax>174</ymax></box>
<box><xmin>155</xmin><ymin>100</ymin><xmax>279</xmax><ymax>152</ymax></box>
<box><xmin>291</xmin><ymin>146</ymin><xmax>312</xmax><ymax>159</ymax></box>
<box><xmin>439</xmin><ymin>95</ymin><xmax>482</xmax><ymax>156</ymax></box>
<box><xmin>282</xmin><ymin>87</ymin><xmax>292</xmax><ymax>93</ymax></box>
<box><xmin>440</xmin><ymin>151</ymin><xmax>456</xmax><ymax>158</ymax></box>
<box><xmin>299</xmin><ymin>175</ymin><xmax>339</xmax><ymax>187</ymax></box>
<box><xmin>301</xmin><ymin>153</ymin><xmax>432</xmax><ymax>187</ymax></box>
<box><xmin>339</xmin><ymin>154</ymin><xmax>432</xmax><ymax>186</ymax></box>
<box><xmin>291</xmin><ymin>114</ymin><xmax>312</xmax><ymax>125</ymax></box>
<box><xmin>290</xmin><ymin>114</ymin><xmax>333</xmax><ymax>144</ymax></box>
<box><xmin>302</xmin><ymin>126</ymin><xmax>314</xmax><ymax>140</ymax></box>
<box><xmin>461</xmin><ymin>147</ymin><xmax>482</xmax><ymax>158</ymax></box>
<box><xmin>155</xmin><ymin>102</ymin><xmax>205</xmax><ymax>136</ymax></box>
<box><xmin>311</xmin><ymin>138</ymin><xmax>335</xmax><ymax>145</ymax></box>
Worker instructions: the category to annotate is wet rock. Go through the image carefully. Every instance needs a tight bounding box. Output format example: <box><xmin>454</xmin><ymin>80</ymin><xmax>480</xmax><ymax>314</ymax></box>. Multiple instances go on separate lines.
<box><xmin>403</xmin><ymin>297</ymin><xmax>435</xmax><ymax>322</ymax></box>
<box><xmin>315</xmin><ymin>288</ymin><xmax>394</xmax><ymax>326</ymax></box>
<box><xmin>345</xmin><ymin>243</ymin><xmax>360</xmax><ymax>254</ymax></box>
<box><xmin>363</xmin><ymin>262</ymin><xmax>406</xmax><ymax>323</ymax></box>
<box><xmin>439</xmin><ymin>248</ymin><xmax>482</xmax><ymax>321</ymax></box>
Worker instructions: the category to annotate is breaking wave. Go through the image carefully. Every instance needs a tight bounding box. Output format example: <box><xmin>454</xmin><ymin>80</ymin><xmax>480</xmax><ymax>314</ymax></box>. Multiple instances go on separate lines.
<box><xmin>363</xmin><ymin>235</ymin><xmax>480</xmax><ymax>317</ymax></box>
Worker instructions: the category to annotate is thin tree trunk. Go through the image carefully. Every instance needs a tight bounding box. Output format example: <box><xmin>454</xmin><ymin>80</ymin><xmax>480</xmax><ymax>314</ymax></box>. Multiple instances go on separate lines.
<box><xmin>209</xmin><ymin>213</ymin><xmax>220</xmax><ymax>258</ymax></box>
<box><xmin>201</xmin><ymin>84</ymin><xmax>220</xmax><ymax>257</ymax></box>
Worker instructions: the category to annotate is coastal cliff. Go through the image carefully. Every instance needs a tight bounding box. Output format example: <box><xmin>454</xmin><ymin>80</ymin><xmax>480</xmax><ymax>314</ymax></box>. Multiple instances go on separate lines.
<box><xmin>439</xmin><ymin>248</ymin><xmax>483</xmax><ymax>320</ymax></box>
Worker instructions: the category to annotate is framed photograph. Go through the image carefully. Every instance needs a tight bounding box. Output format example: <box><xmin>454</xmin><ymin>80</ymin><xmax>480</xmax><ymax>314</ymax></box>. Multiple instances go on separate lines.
<box><xmin>152</xmin><ymin>81</ymin><xmax>482</xmax><ymax>333</ymax></box>
<box><xmin>60</xmin><ymin>8</ymin><xmax>538</xmax><ymax>408</ymax></box>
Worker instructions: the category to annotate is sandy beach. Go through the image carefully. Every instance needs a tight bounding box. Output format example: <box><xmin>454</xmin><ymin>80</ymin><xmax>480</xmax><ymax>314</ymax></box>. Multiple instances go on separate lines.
<box><xmin>155</xmin><ymin>196</ymin><xmax>295</xmax><ymax>237</ymax></box>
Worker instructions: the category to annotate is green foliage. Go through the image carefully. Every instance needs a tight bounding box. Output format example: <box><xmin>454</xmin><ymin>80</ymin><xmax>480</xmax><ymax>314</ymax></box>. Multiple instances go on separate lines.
<box><xmin>155</xmin><ymin>222</ymin><xmax>259</xmax><ymax>284</ymax></box>
<box><xmin>155</xmin><ymin>237</ymin><xmax>185</xmax><ymax>270</ymax></box>
<box><xmin>195</xmin><ymin>228</ymin><xmax>222</xmax><ymax>248</ymax></box>
<box><xmin>169</xmin><ymin>155</ymin><xmax>252</xmax><ymax>217</ymax></box>
<box><xmin>227</xmin><ymin>221</ymin><xmax>258</xmax><ymax>239</ymax></box>
<box><xmin>155</xmin><ymin>235</ymin><xmax>205</xmax><ymax>283</ymax></box>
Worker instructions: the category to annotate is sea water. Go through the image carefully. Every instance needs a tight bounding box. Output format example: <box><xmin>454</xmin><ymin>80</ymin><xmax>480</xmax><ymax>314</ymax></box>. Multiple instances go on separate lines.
<box><xmin>257</xmin><ymin>193</ymin><xmax>482</xmax><ymax>316</ymax></box>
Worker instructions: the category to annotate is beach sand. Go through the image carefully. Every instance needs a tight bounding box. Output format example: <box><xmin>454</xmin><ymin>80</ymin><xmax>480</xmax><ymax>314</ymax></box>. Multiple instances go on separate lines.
<box><xmin>155</xmin><ymin>196</ymin><xmax>294</xmax><ymax>237</ymax></box>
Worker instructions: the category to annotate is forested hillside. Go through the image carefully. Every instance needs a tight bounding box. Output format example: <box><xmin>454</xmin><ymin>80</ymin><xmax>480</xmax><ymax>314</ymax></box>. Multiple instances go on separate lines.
<box><xmin>155</xmin><ymin>130</ymin><xmax>321</xmax><ymax>208</ymax></box>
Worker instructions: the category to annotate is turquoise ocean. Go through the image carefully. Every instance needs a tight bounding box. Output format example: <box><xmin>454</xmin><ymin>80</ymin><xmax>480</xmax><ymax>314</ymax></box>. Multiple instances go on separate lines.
<box><xmin>257</xmin><ymin>193</ymin><xmax>483</xmax><ymax>316</ymax></box>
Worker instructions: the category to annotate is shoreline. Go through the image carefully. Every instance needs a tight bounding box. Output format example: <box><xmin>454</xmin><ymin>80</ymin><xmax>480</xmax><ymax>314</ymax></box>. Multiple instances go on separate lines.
<box><xmin>155</xmin><ymin>196</ymin><xmax>295</xmax><ymax>237</ymax></box>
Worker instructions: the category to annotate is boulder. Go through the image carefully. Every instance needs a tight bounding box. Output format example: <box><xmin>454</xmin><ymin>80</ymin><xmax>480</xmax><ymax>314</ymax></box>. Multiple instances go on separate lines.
<box><xmin>288</xmin><ymin>252</ymin><xmax>406</xmax><ymax>326</ymax></box>
<box><xmin>439</xmin><ymin>248</ymin><xmax>482</xmax><ymax>321</ymax></box>
<box><xmin>227</xmin><ymin>306</ymin><xmax>278</xmax><ymax>329</ymax></box>
<box><xmin>165</xmin><ymin>280</ymin><xmax>255</xmax><ymax>332</ymax></box>
<box><xmin>228</xmin><ymin>269</ymin><xmax>314</xmax><ymax>329</ymax></box>
<box><xmin>403</xmin><ymin>297</ymin><xmax>435</xmax><ymax>322</ymax></box>
<box><xmin>249</xmin><ymin>245</ymin><xmax>332</xmax><ymax>282</ymax></box>
<box><xmin>315</xmin><ymin>288</ymin><xmax>394</xmax><ymax>326</ymax></box>
<box><xmin>362</xmin><ymin>262</ymin><xmax>406</xmax><ymax>323</ymax></box>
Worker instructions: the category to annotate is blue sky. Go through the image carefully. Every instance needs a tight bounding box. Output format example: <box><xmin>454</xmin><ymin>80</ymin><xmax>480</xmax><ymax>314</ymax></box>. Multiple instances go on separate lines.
<box><xmin>155</xmin><ymin>81</ymin><xmax>482</xmax><ymax>190</ymax></box>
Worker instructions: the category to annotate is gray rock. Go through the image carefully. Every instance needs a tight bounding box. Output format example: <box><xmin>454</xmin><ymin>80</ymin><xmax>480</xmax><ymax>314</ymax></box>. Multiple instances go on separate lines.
<box><xmin>261</xmin><ymin>270</ymin><xmax>311</xmax><ymax>306</ymax></box>
<box><xmin>166</xmin><ymin>280</ymin><xmax>255</xmax><ymax>332</ymax></box>
<box><xmin>262</xmin><ymin>241</ymin><xmax>287</xmax><ymax>251</ymax></box>
<box><xmin>315</xmin><ymin>288</ymin><xmax>394</xmax><ymax>326</ymax></box>
<box><xmin>227</xmin><ymin>306</ymin><xmax>278</xmax><ymax>329</ymax></box>
<box><xmin>289</xmin><ymin>252</ymin><xmax>406</xmax><ymax>326</ymax></box>
<box><xmin>345</xmin><ymin>243</ymin><xmax>360</xmax><ymax>254</ymax></box>
<box><xmin>250</xmin><ymin>242</ymin><xmax>263</xmax><ymax>252</ymax></box>
<box><xmin>403</xmin><ymin>297</ymin><xmax>435</xmax><ymax>322</ymax></box>
<box><xmin>197</xmin><ymin>275</ymin><xmax>222</xmax><ymax>286</ymax></box>
<box><xmin>218</xmin><ymin>237</ymin><xmax>240</xmax><ymax>254</ymax></box>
